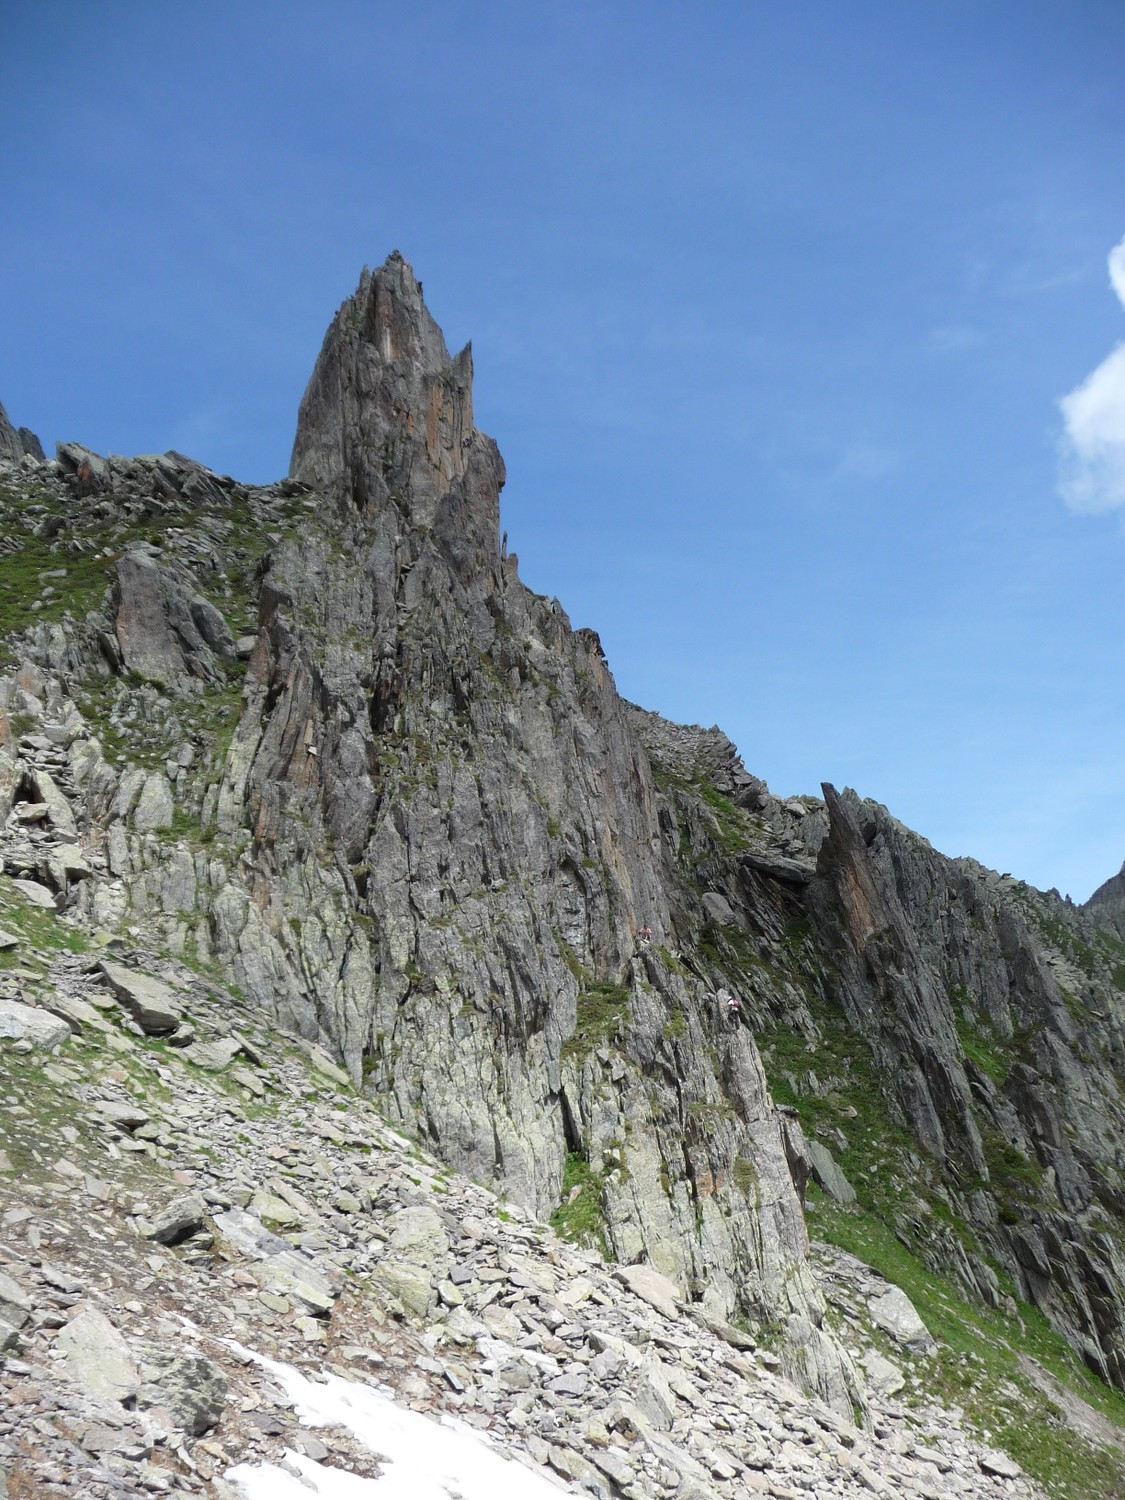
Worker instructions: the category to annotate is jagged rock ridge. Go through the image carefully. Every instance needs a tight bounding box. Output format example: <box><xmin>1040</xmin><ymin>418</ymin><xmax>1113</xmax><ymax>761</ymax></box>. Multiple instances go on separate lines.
<box><xmin>1085</xmin><ymin>861</ymin><xmax>1125</xmax><ymax>942</ymax></box>
<box><xmin>214</xmin><ymin>252</ymin><xmax>855</xmax><ymax>1407</ymax></box>
<box><xmin>3</xmin><ymin>255</ymin><xmax>1125</xmax><ymax>1494</ymax></box>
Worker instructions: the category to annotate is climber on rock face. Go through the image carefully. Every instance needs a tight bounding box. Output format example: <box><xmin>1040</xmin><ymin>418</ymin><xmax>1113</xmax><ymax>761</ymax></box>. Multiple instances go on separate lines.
<box><xmin>637</xmin><ymin>924</ymin><xmax>652</xmax><ymax>943</ymax></box>
<box><xmin>726</xmin><ymin>993</ymin><xmax>741</xmax><ymax>1023</ymax></box>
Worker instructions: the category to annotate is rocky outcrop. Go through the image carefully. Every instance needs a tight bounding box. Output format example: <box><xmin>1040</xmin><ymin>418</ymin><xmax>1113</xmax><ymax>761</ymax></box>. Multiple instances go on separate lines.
<box><xmin>5</xmin><ymin>253</ymin><xmax>1125</xmax><ymax>1463</ymax></box>
<box><xmin>111</xmin><ymin>547</ymin><xmax>234</xmax><ymax>689</ymax></box>
<box><xmin>0</xmin><ymin>401</ymin><xmax>43</xmax><ymax>463</ymax></box>
<box><xmin>1085</xmin><ymin>860</ymin><xmax>1125</xmax><ymax>941</ymax></box>
<box><xmin>802</xmin><ymin>785</ymin><xmax>1125</xmax><ymax>1387</ymax></box>
<box><xmin>206</xmin><ymin>254</ymin><xmax>856</xmax><ymax>1407</ymax></box>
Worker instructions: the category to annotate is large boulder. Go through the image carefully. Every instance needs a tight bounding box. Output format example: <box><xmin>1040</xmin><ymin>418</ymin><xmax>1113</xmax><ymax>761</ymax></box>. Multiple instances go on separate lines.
<box><xmin>137</xmin><ymin>1344</ymin><xmax>226</xmax><ymax>1434</ymax></box>
<box><xmin>98</xmin><ymin>961</ymin><xmax>183</xmax><ymax>1034</ymax></box>
<box><xmin>868</xmin><ymin>1285</ymin><xmax>936</xmax><ymax>1353</ymax></box>
<box><xmin>614</xmin><ymin>1263</ymin><xmax>683</xmax><ymax>1321</ymax></box>
<box><xmin>146</xmin><ymin>1191</ymin><xmax>207</xmax><ymax>1245</ymax></box>
<box><xmin>55</xmin><ymin>1304</ymin><xmax>140</xmax><ymax>1405</ymax></box>
<box><xmin>0</xmin><ymin>1000</ymin><xmax>70</xmax><ymax>1049</ymax></box>
<box><xmin>804</xmin><ymin>1140</ymin><xmax>857</xmax><ymax>1205</ymax></box>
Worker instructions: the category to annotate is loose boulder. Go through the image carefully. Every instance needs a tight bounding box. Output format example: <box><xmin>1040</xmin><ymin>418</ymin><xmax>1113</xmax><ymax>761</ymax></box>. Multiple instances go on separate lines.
<box><xmin>98</xmin><ymin>961</ymin><xmax>184</xmax><ymax>1034</ymax></box>
<box><xmin>0</xmin><ymin>1000</ymin><xmax>70</xmax><ymax>1049</ymax></box>
<box><xmin>137</xmin><ymin>1344</ymin><xmax>226</xmax><ymax>1434</ymax></box>
<box><xmin>147</xmin><ymin>1191</ymin><xmax>208</xmax><ymax>1245</ymax></box>
<box><xmin>868</xmin><ymin>1285</ymin><xmax>936</xmax><ymax>1353</ymax></box>
<box><xmin>55</xmin><ymin>1304</ymin><xmax>140</xmax><ymax>1404</ymax></box>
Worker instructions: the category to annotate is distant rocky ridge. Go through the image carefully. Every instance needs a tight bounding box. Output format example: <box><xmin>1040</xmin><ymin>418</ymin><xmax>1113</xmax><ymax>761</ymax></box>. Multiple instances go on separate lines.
<box><xmin>1084</xmin><ymin>862</ymin><xmax>1125</xmax><ymax>943</ymax></box>
<box><xmin>2</xmin><ymin>253</ymin><xmax>1125</xmax><ymax>1496</ymax></box>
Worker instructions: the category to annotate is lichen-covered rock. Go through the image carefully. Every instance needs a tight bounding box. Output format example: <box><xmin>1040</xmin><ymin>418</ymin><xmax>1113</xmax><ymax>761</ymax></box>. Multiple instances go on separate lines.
<box><xmin>98</xmin><ymin>961</ymin><xmax>184</xmax><ymax>1034</ymax></box>
<box><xmin>137</xmin><ymin>1343</ymin><xmax>226</xmax><ymax>1434</ymax></box>
<box><xmin>0</xmin><ymin>1000</ymin><xmax>70</xmax><ymax>1048</ymax></box>
<box><xmin>55</xmin><ymin>1304</ymin><xmax>140</xmax><ymax>1405</ymax></box>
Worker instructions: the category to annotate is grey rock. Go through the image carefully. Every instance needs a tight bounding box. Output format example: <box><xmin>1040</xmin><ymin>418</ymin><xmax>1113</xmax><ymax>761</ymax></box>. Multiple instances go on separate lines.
<box><xmin>635</xmin><ymin>1357</ymin><xmax>677</xmax><ymax>1430</ymax></box>
<box><xmin>46</xmin><ymin>843</ymin><xmax>91</xmax><ymax>888</ymax></box>
<box><xmin>24</xmin><ymin>766</ymin><xmax>77</xmax><ymax>837</ymax></box>
<box><xmin>614</xmin><ymin>1263</ymin><xmax>682</xmax><ymax>1320</ymax></box>
<box><xmin>55</xmin><ymin>1304</ymin><xmax>140</xmax><ymax>1404</ymax></box>
<box><xmin>1085</xmin><ymin>861</ymin><xmax>1125</xmax><ymax>942</ymax></box>
<box><xmin>183</xmin><ymin>1036</ymin><xmax>242</xmax><ymax>1070</ymax></box>
<box><xmin>46</xmin><ymin>993</ymin><xmax>114</xmax><ymax>1035</ymax></box>
<box><xmin>137</xmin><ymin>1344</ymin><xmax>226</xmax><ymax>1434</ymax></box>
<box><xmin>98</xmin><ymin>960</ymin><xmax>184</xmax><ymax>1033</ymax></box>
<box><xmin>701</xmin><ymin>891</ymin><xmax>736</xmax><ymax>925</ymax></box>
<box><xmin>112</xmin><ymin>548</ymin><xmax>232</xmax><ymax>689</ymax></box>
<box><xmin>860</xmin><ymin>1348</ymin><xmax>905</xmax><ymax>1397</ymax></box>
<box><xmin>804</xmin><ymin>1139</ymin><xmax>856</xmax><ymax>1205</ymax></box>
<box><xmin>57</xmin><ymin>442</ymin><xmax>110</xmax><ymax>492</ymax></box>
<box><xmin>213</xmin><ymin>1208</ymin><xmax>335</xmax><ymax>1316</ymax></box>
<box><xmin>379</xmin><ymin>1259</ymin><xmax>438</xmax><ymax>1318</ymax></box>
<box><xmin>386</xmin><ymin>1205</ymin><xmax>450</xmax><ymax>1271</ymax></box>
<box><xmin>0</xmin><ymin>401</ymin><xmax>43</xmax><ymax>462</ymax></box>
<box><xmin>978</xmin><ymin>1447</ymin><xmax>1022</xmax><ymax>1479</ymax></box>
<box><xmin>0</xmin><ymin>1269</ymin><xmax>31</xmax><ymax>1350</ymax></box>
<box><xmin>91</xmin><ymin>1098</ymin><xmax>151</xmax><ymax>1132</ymax></box>
<box><xmin>868</xmin><ymin>1285</ymin><xmax>935</xmax><ymax>1353</ymax></box>
<box><xmin>11</xmin><ymin>877</ymin><xmax>58</xmax><ymax>909</ymax></box>
<box><xmin>147</xmin><ymin>1190</ymin><xmax>207</xmax><ymax>1244</ymax></box>
<box><xmin>133</xmin><ymin>771</ymin><xmax>174</xmax><ymax>832</ymax></box>
<box><xmin>213</xmin><ymin>1207</ymin><xmax>292</xmax><ymax>1258</ymax></box>
<box><xmin>0</xmin><ymin>999</ymin><xmax>70</xmax><ymax>1048</ymax></box>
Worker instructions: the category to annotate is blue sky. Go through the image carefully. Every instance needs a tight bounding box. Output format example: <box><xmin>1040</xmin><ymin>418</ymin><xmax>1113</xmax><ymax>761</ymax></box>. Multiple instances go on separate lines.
<box><xmin>3</xmin><ymin>1</ymin><xmax>1125</xmax><ymax>899</ymax></box>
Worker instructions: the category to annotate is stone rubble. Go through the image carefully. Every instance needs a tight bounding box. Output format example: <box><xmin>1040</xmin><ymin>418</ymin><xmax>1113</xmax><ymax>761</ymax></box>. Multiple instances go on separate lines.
<box><xmin>0</xmin><ymin>939</ymin><xmax>1045</xmax><ymax>1499</ymax></box>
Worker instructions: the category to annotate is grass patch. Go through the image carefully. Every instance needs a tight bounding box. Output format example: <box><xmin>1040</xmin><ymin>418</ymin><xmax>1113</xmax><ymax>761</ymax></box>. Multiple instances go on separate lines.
<box><xmin>550</xmin><ymin>1151</ymin><xmax>607</xmax><ymax>1255</ymax></box>
<box><xmin>954</xmin><ymin>1011</ymin><xmax>1012</xmax><ymax>1085</ymax></box>
<box><xmin>562</xmin><ymin>982</ymin><xmax>630</xmax><ymax>1058</ymax></box>
<box><xmin>0</xmin><ymin>878</ymin><xmax>88</xmax><ymax>968</ymax></box>
<box><xmin>812</xmin><ymin>1198</ymin><xmax>1125</xmax><ymax>1500</ymax></box>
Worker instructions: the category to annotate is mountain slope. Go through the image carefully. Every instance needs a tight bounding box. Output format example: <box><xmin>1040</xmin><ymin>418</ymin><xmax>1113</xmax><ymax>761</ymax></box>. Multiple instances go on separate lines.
<box><xmin>3</xmin><ymin>254</ymin><xmax>1125</xmax><ymax>1496</ymax></box>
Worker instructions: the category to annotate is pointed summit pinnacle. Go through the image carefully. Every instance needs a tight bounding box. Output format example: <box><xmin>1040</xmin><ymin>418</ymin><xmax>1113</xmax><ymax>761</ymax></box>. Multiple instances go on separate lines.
<box><xmin>289</xmin><ymin>255</ymin><xmax>486</xmax><ymax>532</ymax></box>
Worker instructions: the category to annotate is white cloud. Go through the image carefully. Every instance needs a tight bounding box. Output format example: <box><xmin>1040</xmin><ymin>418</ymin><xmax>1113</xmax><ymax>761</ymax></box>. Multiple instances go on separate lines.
<box><xmin>1110</xmin><ymin>239</ymin><xmax>1125</xmax><ymax>306</ymax></box>
<box><xmin>1058</xmin><ymin>234</ymin><xmax>1125</xmax><ymax>514</ymax></box>
<box><xmin>925</xmin><ymin>324</ymin><xmax>984</xmax><ymax>354</ymax></box>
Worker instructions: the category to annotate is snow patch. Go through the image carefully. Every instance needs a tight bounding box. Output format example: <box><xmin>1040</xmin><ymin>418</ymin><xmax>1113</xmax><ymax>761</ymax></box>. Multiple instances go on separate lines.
<box><xmin>224</xmin><ymin>1348</ymin><xmax>569</xmax><ymax>1500</ymax></box>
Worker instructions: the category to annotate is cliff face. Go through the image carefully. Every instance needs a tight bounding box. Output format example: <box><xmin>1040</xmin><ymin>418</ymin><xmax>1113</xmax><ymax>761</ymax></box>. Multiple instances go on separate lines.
<box><xmin>1085</xmin><ymin>863</ymin><xmax>1125</xmax><ymax>942</ymax></box>
<box><xmin>3</xmin><ymin>255</ymin><xmax>1125</xmax><ymax>1433</ymax></box>
<box><xmin>805</xmin><ymin>789</ymin><xmax>1125</xmax><ymax>1387</ymax></box>
<box><xmin>0</xmin><ymin>256</ymin><xmax>856</xmax><ymax>1410</ymax></box>
<box><xmin>220</xmin><ymin>253</ymin><xmax>853</xmax><ymax>1405</ymax></box>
